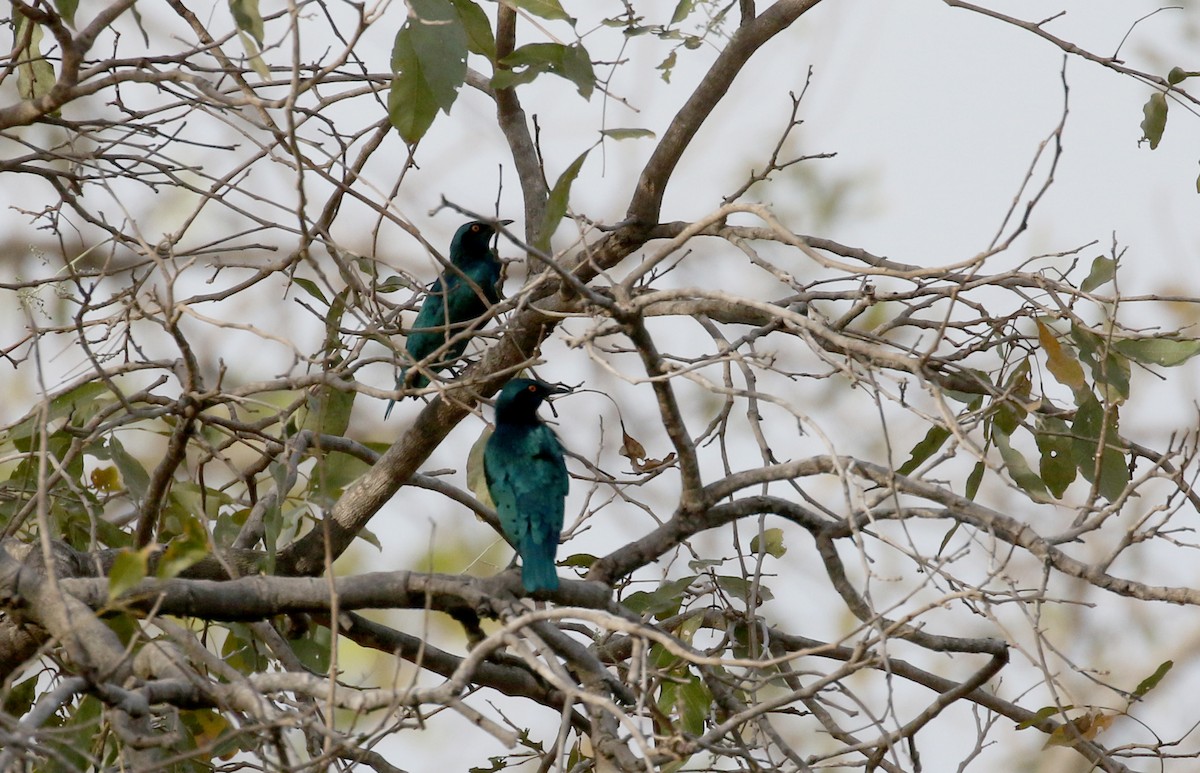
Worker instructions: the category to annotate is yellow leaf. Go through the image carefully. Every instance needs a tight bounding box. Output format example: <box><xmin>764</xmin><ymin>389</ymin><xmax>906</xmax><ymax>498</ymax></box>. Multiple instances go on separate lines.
<box><xmin>467</xmin><ymin>425</ymin><xmax>494</xmax><ymax>511</ymax></box>
<box><xmin>1042</xmin><ymin>710</ymin><xmax>1114</xmax><ymax>749</ymax></box>
<box><xmin>1036</xmin><ymin>319</ymin><xmax>1086</xmax><ymax>391</ymax></box>
<box><xmin>90</xmin><ymin>465</ymin><xmax>122</xmax><ymax>492</ymax></box>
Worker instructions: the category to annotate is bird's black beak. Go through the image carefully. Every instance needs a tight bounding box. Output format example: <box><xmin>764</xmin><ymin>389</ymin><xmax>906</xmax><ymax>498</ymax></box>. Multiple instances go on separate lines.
<box><xmin>491</xmin><ymin>219</ymin><xmax>514</xmax><ymax>246</ymax></box>
<box><xmin>544</xmin><ymin>381</ymin><xmax>573</xmax><ymax>417</ymax></box>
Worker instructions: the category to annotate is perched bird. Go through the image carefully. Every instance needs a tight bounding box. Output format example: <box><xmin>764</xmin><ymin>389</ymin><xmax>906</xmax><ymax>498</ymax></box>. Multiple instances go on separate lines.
<box><xmin>385</xmin><ymin>219</ymin><xmax>511</xmax><ymax>418</ymax></box>
<box><xmin>484</xmin><ymin>378</ymin><xmax>569</xmax><ymax>592</ymax></box>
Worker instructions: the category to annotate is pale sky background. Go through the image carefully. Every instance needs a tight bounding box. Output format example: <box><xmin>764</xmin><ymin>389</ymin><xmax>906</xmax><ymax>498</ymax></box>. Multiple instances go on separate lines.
<box><xmin>3</xmin><ymin>0</ymin><xmax>1200</xmax><ymax>770</ymax></box>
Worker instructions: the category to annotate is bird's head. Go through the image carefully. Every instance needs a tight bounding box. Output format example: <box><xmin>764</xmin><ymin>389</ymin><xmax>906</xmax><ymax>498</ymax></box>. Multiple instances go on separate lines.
<box><xmin>494</xmin><ymin>378</ymin><xmax>569</xmax><ymax>423</ymax></box>
<box><xmin>450</xmin><ymin>219</ymin><xmax>513</xmax><ymax>264</ymax></box>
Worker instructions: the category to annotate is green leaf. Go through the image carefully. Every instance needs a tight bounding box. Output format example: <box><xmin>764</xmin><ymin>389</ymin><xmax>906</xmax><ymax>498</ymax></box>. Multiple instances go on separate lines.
<box><xmin>674</xmin><ymin>613</ymin><xmax>703</xmax><ymax>644</ymax></box>
<box><xmin>1036</xmin><ymin>319</ymin><xmax>1086</xmax><ymax>392</ymax></box>
<box><xmin>3</xmin><ymin>380</ymin><xmax>108</xmax><ymax>447</ymax></box>
<box><xmin>222</xmin><ymin>622</ymin><xmax>268</xmax><ymax>673</ymax></box>
<box><xmin>937</xmin><ymin>522</ymin><xmax>960</xmax><ymax>556</ymax></box>
<box><xmin>358</xmin><ymin>524</ymin><xmax>382</xmax><ymax>551</ymax></box>
<box><xmin>495</xmin><ymin>43</ymin><xmax>594</xmax><ymax>98</ymax></box>
<box><xmin>1132</xmin><ymin>659</ymin><xmax>1173</xmax><ymax>699</ymax></box>
<box><xmin>897</xmin><ymin>424</ymin><xmax>951</xmax><ymax>475</ymax></box>
<box><xmin>657</xmin><ymin>50</ymin><xmax>677</xmax><ymax>83</ymax></box>
<box><xmin>184</xmin><ymin>709</ymin><xmax>235</xmax><ymax>756</ymax></box>
<box><xmin>671</xmin><ymin>0</ymin><xmax>696</xmax><ymax>24</ymax></box>
<box><xmin>677</xmin><ymin>674</ymin><xmax>711</xmax><ymax>735</ymax></box>
<box><xmin>537</xmin><ymin>149</ymin><xmax>589</xmax><ymax>251</ymax></box>
<box><xmin>229</xmin><ymin>0</ymin><xmax>264</xmax><ymax>44</ymax></box>
<box><xmin>300</xmin><ymin>383</ymin><xmax>355</xmax><ymax>439</ymax></box>
<box><xmin>1167</xmin><ymin>67</ymin><xmax>1194</xmax><ymax>85</ymax></box>
<box><xmin>1096</xmin><ymin>350</ymin><xmax>1131</xmax><ymax>403</ymax></box>
<box><xmin>993</xmin><ymin>401</ymin><xmax>1023</xmax><ymax>436</ymax></box>
<box><xmin>292</xmin><ymin>277</ymin><xmax>328</xmax><ymax>304</ymax></box>
<box><xmin>157</xmin><ymin>512</ymin><xmax>210</xmax><ymax>579</ymax></box>
<box><xmin>290</xmin><ymin>624</ymin><xmax>332</xmax><ymax>673</ymax></box>
<box><xmin>467</xmin><ymin>424</ymin><xmax>494</xmax><ymax>509</ymax></box>
<box><xmin>1069</xmin><ymin>322</ymin><xmax>1101</xmax><ymax>363</ymax></box>
<box><xmin>965</xmin><ymin>460</ymin><xmax>985</xmax><ymax>500</ymax></box>
<box><xmin>749</xmin><ymin>527</ymin><xmax>786</xmax><ymax>559</ymax></box>
<box><xmin>1112</xmin><ymin>337</ymin><xmax>1200</xmax><ymax>367</ymax></box>
<box><xmin>505</xmin><ymin>0</ymin><xmax>573</xmax><ymax>23</ymax></box>
<box><xmin>559</xmin><ymin>552</ymin><xmax>597</xmax><ymax>568</ymax></box>
<box><xmin>129</xmin><ymin>4</ymin><xmax>150</xmax><ymax>46</ymax></box>
<box><xmin>236</xmin><ymin>30</ymin><xmax>270</xmax><ymax>79</ymax></box>
<box><xmin>448</xmin><ymin>0</ymin><xmax>496</xmax><ymax>59</ymax></box>
<box><xmin>54</xmin><ymin>0</ymin><xmax>78</xmax><ymax>27</ymax></box>
<box><xmin>1080</xmin><ymin>256</ymin><xmax>1115</xmax><ymax>292</ymax></box>
<box><xmin>109</xmin><ymin>436</ymin><xmax>151</xmax><ymax>501</ymax></box>
<box><xmin>3</xmin><ymin>673</ymin><xmax>39</xmax><ymax>717</ymax></box>
<box><xmin>1070</xmin><ymin>394</ymin><xmax>1129</xmax><ymax>502</ymax></box>
<box><xmin>388</xmin><ymin>28</ymin><xmax>441</xmax><ymax>143</ymax></box>
<box><xmin>1140</xmin><ymin>91</ymin><xmax>1167</xmax><ymax>150</ymax></box>
<box><xmin>47</xmin><ymin>695</ymin><xmax>101</xmax><ymax>769</ymax></box>
<box><xmin>1035</xmin><ymin>418</ymin><xmax>1076</xmax><ymax>499</ymax></box>
<box><xmin>14</xmin><ymin>16</ymin><xmax>57</xmax><ymax>102</ymax></box>
<box><xmin>213</xmin><ymin>507</ymin><xmax>249</xmax><ymax>549</ymax></box>
<box><xmin>600</xmin><ymin>127</ymin><xmax>656</xmax><ymax>141</ymax></box>
<box><xmin>490</xmin><ymin>68</ymin><xmax>541</xmax><ymax>91</ymax></box>
<box><xmin>1072</xmin><ymin>325</ymin><xmax>1130</xmax><ymax>403</ymax></box>
<box><xmin>310</xmin><ymin>450</ymin><xmax>371</xmax><ymax>508</ymax></box>
<box><xmin>108</xmin><ymin>546</ymin><xmax>151</xmax><ymax>601</ymax></box>
<box><xmin>623</xmin><ymin>576</ymin><xmax>695</xmax><ymax>618</ymax></box>
<box><xmin>715</xmin><ymin>575</ymin><xmax>774</xmax><ymax>603</ymax></box>
<box><xmin>993</xmin><ymin>429</ymin><xmax>1051</xmax><ymax>502</ymax></box>
<box><xmin>559</xmin><ymin>43</ymin><xmax>595</xmax><ymax>98</ymax></box>
<box><xmin>1016</xmin><ymin>704</ymin><xmax>1070</xmax><ymax>730</ymax></box>
<box><xmin>408</xmin><ymin>0</ymin><xmax>468</xmax><ymax>111</ymax></box>
<box><xmin>376</xmin><ymin>275</ymin><xmax>413</xmax><ymax>294</ymax></box>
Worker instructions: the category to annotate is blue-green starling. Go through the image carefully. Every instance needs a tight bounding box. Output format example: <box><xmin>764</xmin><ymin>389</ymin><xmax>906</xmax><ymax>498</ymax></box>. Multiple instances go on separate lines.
<box><xmin>385</xmin><ymin>219</ymin><xmax>510</xmax><ymax>418</ymax></box>
<box><xmin>484</xmin><ymin>378</ymin><xmax>569</xmax><ymax>592</ymax></box>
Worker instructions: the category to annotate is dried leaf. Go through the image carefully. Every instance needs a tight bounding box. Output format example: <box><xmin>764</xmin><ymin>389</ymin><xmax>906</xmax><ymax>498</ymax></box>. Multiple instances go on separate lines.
<box><xmin>620</xmin><ymin>429</ymin><xmax>647</xmax><ymax>463</ymax></box>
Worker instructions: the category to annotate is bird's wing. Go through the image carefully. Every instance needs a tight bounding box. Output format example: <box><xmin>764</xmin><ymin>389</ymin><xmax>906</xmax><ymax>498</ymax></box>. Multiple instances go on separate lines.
<box><xmin>522</xmin><ymin>427</ymin><xmax>568</xmax><ymax>541</ymax></box>
<box><xmin>410</xmin><ymin>276</ymin><xmax>448</xmax><ymax>333</ymax></box>
<box><xmin>484</xmin><ymin>439</ymin><xmax>525</xmax><ymax>542</ymax></box>
<box><xmin>531</xmin><ymin>426</ymin><xmax>569</xmax><ymax>508</ymax></box>
<box><xmin>484</xmin><ymin>426</ymin><xmax>567</xmax><ymax>544</ymax></box>
<box><xmin>477</xmin><ymin>260</ymin><xmax>503</xmax><ymax>305</ymax></box>
<box><xmin>443</xmin><ymin>266</ymin><xmax>494</xmax><ymax>323</ymax></box>
<box><xmin>406</xmin><ymin>276</ymin><xmax>454</xmax><ymax>370</ymax></box>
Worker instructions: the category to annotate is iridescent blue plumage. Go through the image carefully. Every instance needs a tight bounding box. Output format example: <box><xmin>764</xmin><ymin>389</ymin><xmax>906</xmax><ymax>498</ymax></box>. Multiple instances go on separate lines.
<box><xmin>484</xmin><ymin>378</ymin><xmax>569</xmax><ymax>593</ymax></box>
<box><xmin>384</xmin><ymin>220</ymin><xmax>509</xmax><ymax>418</ymax></box>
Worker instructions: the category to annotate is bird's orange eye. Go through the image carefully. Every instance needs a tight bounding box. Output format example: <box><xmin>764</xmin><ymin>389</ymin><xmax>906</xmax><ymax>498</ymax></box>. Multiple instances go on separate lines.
<box><xmin>527</xmin><ymin>385</ymin><xmax>537</xmax><ymax>392</ymax></box>
<box><xmin>471</xmin><ymin>224</ymin><xmax>481</xmax><ymax>232</ymax></box>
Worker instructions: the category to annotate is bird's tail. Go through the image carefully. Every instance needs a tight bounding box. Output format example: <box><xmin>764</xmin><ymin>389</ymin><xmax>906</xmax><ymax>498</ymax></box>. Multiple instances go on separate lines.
<box><xmin>383</xmin><ymin>368</ymin><xmax>431</xmax><ymax>419</ymax></box>
<box><xmin>520</xmin><ymin>535</ymin><xmax>560</xmax><ymax>592</ymax></box>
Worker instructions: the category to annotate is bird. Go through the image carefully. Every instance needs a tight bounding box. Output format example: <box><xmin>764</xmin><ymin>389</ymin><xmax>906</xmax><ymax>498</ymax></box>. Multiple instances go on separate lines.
<box><xmin>384</xmin><ymin>219</ymin><xmax>511</xmax><ymax>418</ymax></box>
<box><xmin>484</xmin><ymin>378</ymin><xmax>570</xmax><ymax>593</ymax></box>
